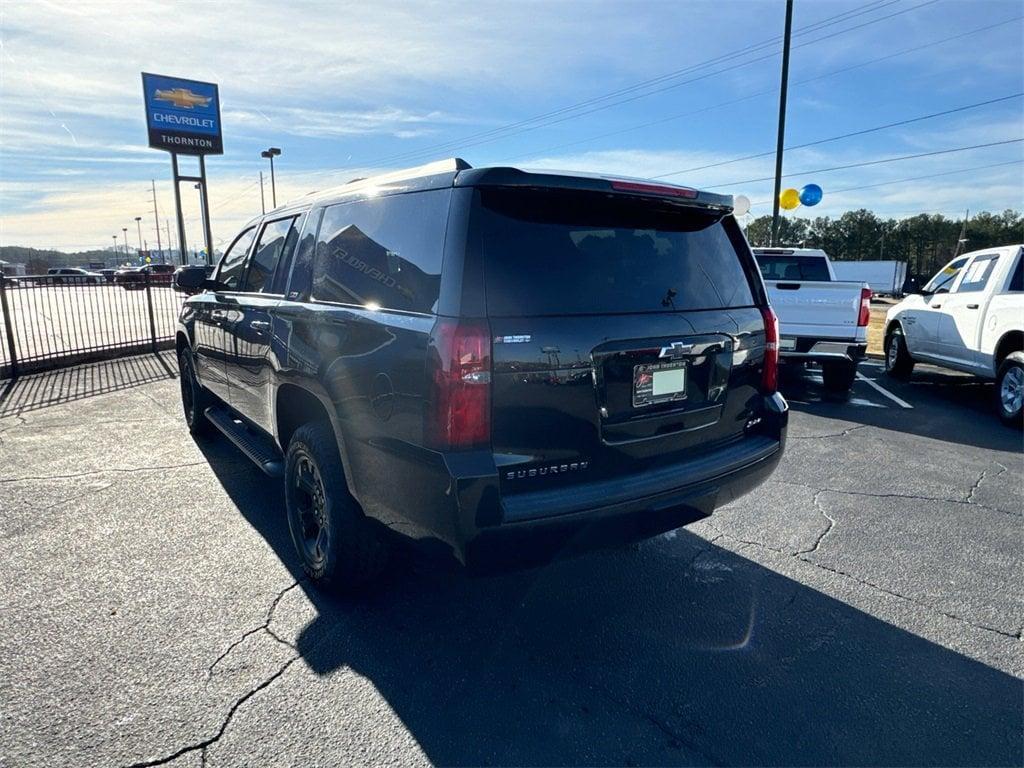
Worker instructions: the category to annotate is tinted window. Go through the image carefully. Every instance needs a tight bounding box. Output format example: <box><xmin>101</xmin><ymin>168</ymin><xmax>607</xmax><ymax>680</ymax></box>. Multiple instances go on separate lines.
<box><xmin>312</xmin><ymin>190</ymin><xmax>447</xmax><ymax>313</ymax></box>
<box><xmin>1010</xmin><ymin>254</ymin><xmax>1023</xmax><ymax>292</ymax></box>
<box><xmin>242</xmin><ymin>216</ymin><xmax>297</xmax><ymax>293</ymax></box>
<box><xmin>923</xmin><ymin>256</ymin><xmax>968</xmax><ymax>294</ymax></box>
<box><xmin>956</xmin><ymin>254</ymin><xmax>998</xmax><ymax>293</ymax></box>
<box><xmin>756</xmin><ymin>254</ymin><xmax>831</xmax><ymax>281</ymax></box>
<box><xmin>216</xmin><ymin>227</ymin><xmax>256</xmax><ymax>289</ymax></box>
<box><xmin>287</xmin><ymin>209</ymin><xmax>323</xmax><ymax>299</ymax></box>
<box><xmin>477</xmin><ymin>188</ymin><xmax>754</xmax><ymax>316</ymax></box>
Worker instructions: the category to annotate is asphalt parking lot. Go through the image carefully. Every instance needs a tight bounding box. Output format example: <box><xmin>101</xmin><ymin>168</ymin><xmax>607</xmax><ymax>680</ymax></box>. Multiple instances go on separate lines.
<box><xmin>0</xmin><ymin>353</ymin><xmax>1020</xmax><ymax>767</ymax></box>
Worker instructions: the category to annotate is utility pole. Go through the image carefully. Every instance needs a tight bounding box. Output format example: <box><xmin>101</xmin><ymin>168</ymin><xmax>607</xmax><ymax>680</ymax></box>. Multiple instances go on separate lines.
<box><xmin>953</xmin><ymin>208</ymin><xmax>970</xmax><ymax>259</ymax></box>
<box><xmin>770</xmin><ymin>0</ymin><xmax>794</xmax><ymax>247</ymax></box>
<box><xmin>166</xmin><ymin>219</ymin><xmax>174</xmax><ymax>263</ymax></box>
<box><xmin>150</xmin><ymin>180</ymin><xmax>162</xmax><ymax>259</ymax></box>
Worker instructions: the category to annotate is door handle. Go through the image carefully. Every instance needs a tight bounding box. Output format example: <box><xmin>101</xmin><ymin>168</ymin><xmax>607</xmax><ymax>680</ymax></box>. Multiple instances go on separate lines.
<box><xmin>930</xmin><ymin>303</ymin><xmax>942</xmax><ymax>309</ymax></box>
<box><xmin>966</xmin><ymin>304</ymin><xmax>979</xmax><ymax>310</ymax></box>
<box><xmin>249</xmin><ymin>320</ymin><xmax>271</xmax><ymax>331</ymax></box>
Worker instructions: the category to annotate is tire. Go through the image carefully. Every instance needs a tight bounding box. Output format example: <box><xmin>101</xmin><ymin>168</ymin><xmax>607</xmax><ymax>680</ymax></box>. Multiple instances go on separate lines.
<box><xmin>284</xmin><ymin>423</ymin><xmax>387</xmax><ymax>591</ymax></box>
<box><xmin>995</xmin><ymin>351</ymin><xmax>1024</xmax><ymax>428</ymax></box>
<box><xmin>822</xmin><ymin>360</ymin><xmax>857</xmax><ymax>394</ymax></box>
<box><xmin>884</xmin><ymin>326</ymin><xmax>915</xmax><ymax>379</ymax></box>
<box><xmin>178</xmin><ymin>346</ymin><xmax>213</xmax><ymax>436</ymax></box>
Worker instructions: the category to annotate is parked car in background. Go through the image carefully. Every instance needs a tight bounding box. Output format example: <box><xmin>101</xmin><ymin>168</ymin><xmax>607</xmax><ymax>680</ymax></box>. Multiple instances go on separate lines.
<box><xmin>885</xmin><ymin>245</ymin><xmax>1024</xmax><ymax>427</ymax></box>
<box><xmin>832</xmin><ymin>259</ymin><xmax>908</xmax><ymax>297</ymax></box>
<box><xmin>98</xmin><ymin>268</ymin><xmax>117</xmax><ymax>283</ymax></box>
<box><xmin>174</xmin><ymin>159</ymin><xmax>788</xmax><ymax>591</ymax></box>
<box><xmin>752</xmin><ymin>248</ymin><xmax>871</xmax><ymax>394</ymax></box>
<box><xmin>114</xmin><ymin>263</ymin><xmax>176</xmax><ymax>290</ymax></box>
<box><xmin>46</xmin><ymin>267</ymin><xmax>103</xmax><ymax>284</ymax></box>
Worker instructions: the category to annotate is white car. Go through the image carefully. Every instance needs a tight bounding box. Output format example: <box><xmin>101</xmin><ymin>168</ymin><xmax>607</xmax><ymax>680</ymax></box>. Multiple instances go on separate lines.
<box><xmin>884</xmin><ymin>245</ymin><xmax>1024</xmax><ymax>426</ymax></box>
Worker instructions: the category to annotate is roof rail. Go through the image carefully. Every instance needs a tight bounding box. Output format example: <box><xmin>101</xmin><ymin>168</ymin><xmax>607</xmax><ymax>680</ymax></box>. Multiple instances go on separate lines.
<box><xmin>345</xmin><ymin>158</ymin><xmax>470</xmax><ymax>187</ymax></box>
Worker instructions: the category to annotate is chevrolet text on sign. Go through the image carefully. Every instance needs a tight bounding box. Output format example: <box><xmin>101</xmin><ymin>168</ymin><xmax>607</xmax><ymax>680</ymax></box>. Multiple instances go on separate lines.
<box><xmin>141</xmin><ymin>72</ymin><xmax>223</xmax><ymax>155</ymax></box>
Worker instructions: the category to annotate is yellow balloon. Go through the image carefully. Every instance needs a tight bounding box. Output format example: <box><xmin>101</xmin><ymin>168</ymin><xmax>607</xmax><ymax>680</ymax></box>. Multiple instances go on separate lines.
<box><xmin>779</xmin><ymin>188</ymin><xmax>801</xmax><ymax>210</ymax></box>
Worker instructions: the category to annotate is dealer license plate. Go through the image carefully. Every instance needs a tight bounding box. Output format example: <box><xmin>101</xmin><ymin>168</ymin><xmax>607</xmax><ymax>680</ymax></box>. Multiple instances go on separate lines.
<box><xmin>633</xmin><ymin>363</ymin><xmax>687</xmax><ymax>408</ymax></box>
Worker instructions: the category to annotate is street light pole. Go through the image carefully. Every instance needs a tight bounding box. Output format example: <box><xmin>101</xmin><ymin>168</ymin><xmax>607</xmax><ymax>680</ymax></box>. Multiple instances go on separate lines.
<box><xmin>113</xmin><ymin>234</ymin><xmax>119</xmax><ymax>261</ymax></box>
<box><xmin>122</xmin><ymin>227</ymin><xmax>130</xmax><ymax>259</ymax></box>
<box><xmin>770</xmin><ymin>0</ymin><xmax>794</xmax><ymax>248</ymax></box>
<box><xmin>261</xmin><ymin>147</ymin><xmax>281</xmax><ymax>208</ymax></box>
<box><xmin>134</xmin><ymin>216</ymin><xmax>143</xmax><ymax>257</ymax></box>
<box><xmin>260</xmin><ymin>170</ymin><xmax>266</xmax><ymax>214</ymax></box>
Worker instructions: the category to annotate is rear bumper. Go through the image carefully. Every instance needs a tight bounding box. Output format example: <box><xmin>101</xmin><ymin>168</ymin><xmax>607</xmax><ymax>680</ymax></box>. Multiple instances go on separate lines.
<box><xmin>780</xmin><ymin>337</ymin><xmax>866</xmax><ymax>364</ymax></box>
<box><xmin>424</xmin><ymin>393</ymin><xmax>788</xmax><ymax>568</ymax></box>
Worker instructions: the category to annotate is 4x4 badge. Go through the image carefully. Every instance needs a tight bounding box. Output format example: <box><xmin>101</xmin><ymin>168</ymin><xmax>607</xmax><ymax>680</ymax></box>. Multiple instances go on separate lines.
<box><xmin>659</xmin><ymin>341</ymin><xmax>693</xmax><ymax>360</ymax></box>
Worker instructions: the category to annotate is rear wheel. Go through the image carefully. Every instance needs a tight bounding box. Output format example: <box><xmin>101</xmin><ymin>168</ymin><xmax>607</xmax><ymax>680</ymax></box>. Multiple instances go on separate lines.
<box><xmin>995</xmin><ymin>352</ymin><xmax>1024</xmax><ymax>428</ymax></box>
<box><xmin>822</xmin><ymin>360</ymin><xmax>857</xmax><ymax>394</ymax></box>
<box><xmin>284</xmin><ymin>423</ymin><xmax>387</xmax><ymax>591</ymax></box>
<box><xmin>178</xmin><ymin>347</ymin><xmax>212</xmax><ymax>436</ymax></box>
<box><xmin>885</xmin><ymin>326</ymin><xmax>914</xmax><ymax>379</ymax></box>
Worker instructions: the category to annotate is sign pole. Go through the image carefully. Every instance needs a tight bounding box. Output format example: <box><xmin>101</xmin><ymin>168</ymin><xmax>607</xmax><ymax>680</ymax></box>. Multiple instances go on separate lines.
<box><xmin>199</xmin><ymin>154</ymin><xmax>214</xmax><ymax>266</ymax></box>
<box><xmin>170</xmin><ymin>153</ymin><xmax>188</xmax><ymax>265</ymax></box>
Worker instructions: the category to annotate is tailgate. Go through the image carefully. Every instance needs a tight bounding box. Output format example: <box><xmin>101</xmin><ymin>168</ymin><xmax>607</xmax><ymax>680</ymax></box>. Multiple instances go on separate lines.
<box><xmin>470</xmin><ymin>184</ymin><xmax>771</xmax><ymax>500</ymax></box>
<box><xmin>765</xmin><ymin>279</ymin><xmax>864</xmax><ymax>338</ymax></box>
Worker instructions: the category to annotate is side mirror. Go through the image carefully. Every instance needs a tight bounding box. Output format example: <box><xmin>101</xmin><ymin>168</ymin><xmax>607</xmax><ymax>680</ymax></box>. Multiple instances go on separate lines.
<box><xmin>173</xmin><ymin>265</ymin><xmax>209</xmax><ymax>294</ymax></box>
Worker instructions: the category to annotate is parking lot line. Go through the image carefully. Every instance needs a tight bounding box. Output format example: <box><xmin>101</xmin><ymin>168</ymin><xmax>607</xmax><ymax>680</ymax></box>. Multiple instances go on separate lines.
<box><xmin>856</xmin><ymin>372</ymin><xmax>914</xmax><ymax>409</ymax></box>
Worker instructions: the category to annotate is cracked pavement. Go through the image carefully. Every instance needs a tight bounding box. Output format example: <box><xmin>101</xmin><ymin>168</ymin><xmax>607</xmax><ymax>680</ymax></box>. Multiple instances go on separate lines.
<box><xmin>0</xmin><ymin>354</ymin><xmax>1021</xmax><ymax>767</ymax></box>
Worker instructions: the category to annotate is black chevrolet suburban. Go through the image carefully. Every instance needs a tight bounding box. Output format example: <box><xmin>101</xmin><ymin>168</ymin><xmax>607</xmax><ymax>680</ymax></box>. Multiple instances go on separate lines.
<box><xmin>174</xmin><ymin>158</ymin><xmax>787</xmax><ymax>589</ymax></box>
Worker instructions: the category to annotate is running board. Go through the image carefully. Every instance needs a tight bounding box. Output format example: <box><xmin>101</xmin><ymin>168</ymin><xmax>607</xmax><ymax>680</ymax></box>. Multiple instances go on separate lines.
<box><xmin>204</xmin><ymin>406</ymin><xmax>284</xmax><ymax>477</ymax></box>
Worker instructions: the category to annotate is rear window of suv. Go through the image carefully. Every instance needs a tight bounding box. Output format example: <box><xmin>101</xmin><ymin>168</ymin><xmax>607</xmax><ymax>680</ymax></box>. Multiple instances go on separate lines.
<box><xmin>476</xmin><ymin>187</ymin><xmax>755</xmax><ymax>316</ymax></box>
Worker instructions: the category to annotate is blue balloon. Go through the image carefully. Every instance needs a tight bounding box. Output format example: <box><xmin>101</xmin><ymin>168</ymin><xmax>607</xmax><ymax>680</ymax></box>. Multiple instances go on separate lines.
<box><xmin>799</xmin><ymin>184</ymin><xmax>823</xmax><ymax>206</ymax></box>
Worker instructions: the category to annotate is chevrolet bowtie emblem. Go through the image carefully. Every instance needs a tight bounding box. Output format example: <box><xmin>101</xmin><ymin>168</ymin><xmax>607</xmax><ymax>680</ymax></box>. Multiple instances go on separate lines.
<box><xmin>154</xmin><ymin>88</ymin><xmax>211</xmax><ymax>109</ymax></box>
<box><xmin>659</xmin><ymin>341</ymin><xmax>693</xmax><ymax>360</ymax></box>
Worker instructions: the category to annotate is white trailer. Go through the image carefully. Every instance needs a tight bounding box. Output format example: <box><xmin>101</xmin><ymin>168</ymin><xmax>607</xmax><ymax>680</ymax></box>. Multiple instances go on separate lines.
<box><xmin>832</xmin><ymin>260</ymin><xmax>908</xmax><ymax>297</ymax></box>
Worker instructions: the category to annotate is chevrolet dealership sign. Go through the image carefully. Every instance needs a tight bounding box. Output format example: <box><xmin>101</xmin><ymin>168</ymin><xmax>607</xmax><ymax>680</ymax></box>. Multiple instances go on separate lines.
<box><xmin>142</xmin><ymin>72</ymin><xmax>222</xmax><ymax>155</ymax></box>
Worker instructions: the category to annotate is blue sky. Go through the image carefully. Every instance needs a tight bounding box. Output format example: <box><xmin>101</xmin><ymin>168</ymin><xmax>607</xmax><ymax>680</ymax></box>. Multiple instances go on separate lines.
<box><xmin>1</xmin><ymin>0</ymin><xmax>1021</xmax><ymax>252</ymax></box>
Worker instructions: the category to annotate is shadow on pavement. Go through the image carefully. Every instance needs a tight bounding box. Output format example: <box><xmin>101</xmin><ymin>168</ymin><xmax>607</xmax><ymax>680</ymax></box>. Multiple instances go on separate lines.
<box><xmin>780</xmin><ymin>363</ymin><xmax>1021</xmax><ymax>452</ymax></box>
<box><xmin>0</xmin><ymin>352</ymin><xmax>177</xmax><ymax>417</ymax></box>
<box><xmin>199</xmin><ymin>437</ymin><xmax>1022</xmax><ymax>767</ymax></box>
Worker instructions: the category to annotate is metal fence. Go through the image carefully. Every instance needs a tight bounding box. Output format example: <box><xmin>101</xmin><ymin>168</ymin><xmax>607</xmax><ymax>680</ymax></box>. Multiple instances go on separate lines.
<box><xmin>0</xmin><ymin>272</ymin><xmax>186</xmax><ymax>379</ymax></box>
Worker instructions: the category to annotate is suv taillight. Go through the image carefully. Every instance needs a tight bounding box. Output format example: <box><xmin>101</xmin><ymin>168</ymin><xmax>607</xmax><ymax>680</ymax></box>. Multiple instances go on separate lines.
<box><xmin>760</xmin><ymin>306</ymin><xmax>780</xmax><ymax>395</ymax></box>
<box><xmin>428</xmin><ymin>319</ymin><xmax>491</xmax><ymax>450</ymax></box>
<box><xmin>858</xmin><ymin>287</ymin><xmax>872</xmax><ymax>327</ymax></box>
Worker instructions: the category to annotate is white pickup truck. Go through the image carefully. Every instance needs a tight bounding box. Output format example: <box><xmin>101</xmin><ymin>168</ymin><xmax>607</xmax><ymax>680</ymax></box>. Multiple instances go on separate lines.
<box><xmin>884</xmin><ymin>245</ymin><xmax>1024</xmax><ymax>427</ymax></box>
<box><xmin>753</xmin><ymin>248</ymin><xmax>871</xmax><ymax>394</ymax></box>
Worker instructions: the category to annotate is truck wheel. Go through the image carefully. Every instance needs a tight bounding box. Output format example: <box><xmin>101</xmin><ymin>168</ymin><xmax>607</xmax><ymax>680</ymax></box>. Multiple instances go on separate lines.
<box><xmin>885</xmin><ymin>327</ymin><xmax>914</xmax><ymax>379</ymax></box>
<box><xmin>178</xmin><ymin>347</ymin><xmax>212</xmax><ymax>437</ymax></box>
<box><xmin>822</xmin><ymin>361</ymin><xmax>857</xmax><ymax>394</ymax></box>
<box><xmin>284</xmin><ymin>423</ymin><xmax>387</xmax><ymax>591</ymax></box>
<box><xmin>995</xmin><ymin>352</ymin><xmax>1024</xmax><ymax>428</ymax></box>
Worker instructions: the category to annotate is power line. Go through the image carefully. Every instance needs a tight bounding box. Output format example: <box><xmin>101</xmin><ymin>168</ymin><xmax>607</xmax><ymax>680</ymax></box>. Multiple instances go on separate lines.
<box><xmin>703</xmin><ymin>138</ymin><xmax>1024</xmax><ymax>189</ymax></box>
<box><xmin>653</xmin><ymin>93</ymin><xmax>1024</xmax><ymax>179</ymax></box>
<box><xmin>316</xmin><ymin>0</ymin><xmax>937</xmax><ymax>174</ymax></box>
<box><xmin>746</xmin><ymin>159</ymin><xmax>1024</xmax><ymax>206</ymax></box>
<box><xmin>505</xmin><ymin>15</ymin><xmax>1023</xmax><ymax>165</ymax></box>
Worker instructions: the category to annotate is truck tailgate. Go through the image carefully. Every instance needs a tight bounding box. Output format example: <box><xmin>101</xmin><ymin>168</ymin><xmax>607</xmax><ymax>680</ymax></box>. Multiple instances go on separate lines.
<box><xmin>765</xmin><ymin>279</ymin><xmax>865</xmax><ymax>339</ymax></box>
